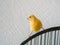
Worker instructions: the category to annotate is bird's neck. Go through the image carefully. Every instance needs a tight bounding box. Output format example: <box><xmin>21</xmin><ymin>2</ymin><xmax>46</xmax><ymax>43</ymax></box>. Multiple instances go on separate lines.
<box><xmin>30</xmin><ymin>18</ymin><xmax>38</xmax><ymax>23</ymax></box>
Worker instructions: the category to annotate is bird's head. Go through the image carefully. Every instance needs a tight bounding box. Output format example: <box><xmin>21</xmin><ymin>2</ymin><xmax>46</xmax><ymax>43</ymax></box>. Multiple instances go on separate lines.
<box><xmin>27</xmin><ymin>14</ymin><xmax>37</xmax><ymax>22</ymax></box>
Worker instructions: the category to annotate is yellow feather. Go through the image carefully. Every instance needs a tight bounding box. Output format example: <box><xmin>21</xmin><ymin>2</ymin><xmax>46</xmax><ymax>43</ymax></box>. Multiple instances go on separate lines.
<box><xmin>28</xmin><ymin>14</ymin><xmax>42</xmax><ymax>32</ymax></box>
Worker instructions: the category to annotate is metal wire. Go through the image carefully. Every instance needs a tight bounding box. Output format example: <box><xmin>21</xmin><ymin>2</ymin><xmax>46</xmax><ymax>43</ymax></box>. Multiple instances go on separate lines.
<box><xmin>20</xmin><ymin>26</ymin><xmax>60</xmax><ymax>45</ymax></box>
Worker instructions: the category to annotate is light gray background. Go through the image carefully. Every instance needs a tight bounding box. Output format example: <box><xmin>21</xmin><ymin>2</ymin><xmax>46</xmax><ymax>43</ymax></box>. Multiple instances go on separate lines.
<box><xmin>0</xmin><ymin>0</ymin><xmax>60</xmax><ymax>45</ymax></box>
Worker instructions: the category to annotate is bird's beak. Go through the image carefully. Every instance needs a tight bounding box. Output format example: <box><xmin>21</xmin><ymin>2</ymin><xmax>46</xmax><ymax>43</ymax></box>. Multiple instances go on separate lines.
<box><xmin>27</xmin><ymin>17</ymin><xmax>29</xmax><ymax>20</ymax></box>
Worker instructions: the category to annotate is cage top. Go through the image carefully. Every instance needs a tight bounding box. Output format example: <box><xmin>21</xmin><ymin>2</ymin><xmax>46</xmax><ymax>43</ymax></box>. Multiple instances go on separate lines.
<box><xmin>20</xmin><ymin>26</ymin><xmax>60</xmax><ymax>45</ymax></box>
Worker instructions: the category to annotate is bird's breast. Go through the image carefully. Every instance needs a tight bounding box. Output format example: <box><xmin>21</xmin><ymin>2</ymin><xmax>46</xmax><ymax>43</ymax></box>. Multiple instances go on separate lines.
<box><xmin>30</xmin><ymin>20</ymin><xmax>42</xmax><ymax>32</ymax></box>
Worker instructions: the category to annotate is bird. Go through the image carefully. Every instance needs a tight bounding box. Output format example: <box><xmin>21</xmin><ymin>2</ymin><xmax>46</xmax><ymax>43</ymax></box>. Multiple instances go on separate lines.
<box><xmin>27</xmin><ymin>14</ymin><xmax>44</xmax><ymax>36</ymax></box>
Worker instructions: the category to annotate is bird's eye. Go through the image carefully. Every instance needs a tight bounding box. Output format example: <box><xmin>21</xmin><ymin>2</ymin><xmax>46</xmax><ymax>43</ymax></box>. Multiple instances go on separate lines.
<box><xmin>29</xmin><ymin>16</ymin><xmax>31</xmax><ymax>18</ymax></box>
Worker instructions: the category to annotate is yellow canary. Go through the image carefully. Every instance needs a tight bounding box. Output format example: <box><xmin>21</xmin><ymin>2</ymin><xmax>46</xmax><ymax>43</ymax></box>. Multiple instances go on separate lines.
<box><xmin>27</xmin><ymin>14</ymin><xmax>44</xmax><ymax>36</ymax></box>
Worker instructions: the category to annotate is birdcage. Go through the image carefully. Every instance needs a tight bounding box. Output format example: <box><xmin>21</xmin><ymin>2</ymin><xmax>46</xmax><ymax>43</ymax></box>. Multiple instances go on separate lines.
<box><xmin>20</xmin><ymin>26</ymin><xmax>60</xmax><ymax>45</ymax></box>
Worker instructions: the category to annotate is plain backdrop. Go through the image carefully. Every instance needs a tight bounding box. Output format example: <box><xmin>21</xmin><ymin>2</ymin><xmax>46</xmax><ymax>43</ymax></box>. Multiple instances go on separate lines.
<box><xmin>0</xmin><ymin>0</ymin><xmax>60</xmax><ymax>45</ymax></box>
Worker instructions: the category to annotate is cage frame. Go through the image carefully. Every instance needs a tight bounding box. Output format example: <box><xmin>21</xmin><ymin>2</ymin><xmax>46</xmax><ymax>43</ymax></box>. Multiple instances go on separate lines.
<box><xmin>20</xmin><ymin>26</ymin><xmax>60</xmax><ymax>45</ymax></box>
